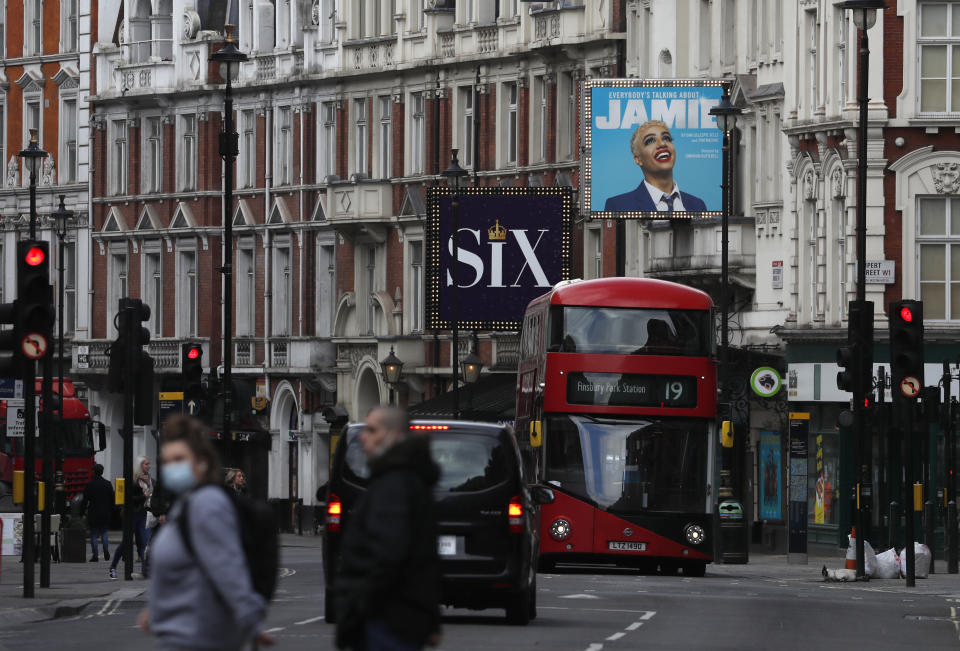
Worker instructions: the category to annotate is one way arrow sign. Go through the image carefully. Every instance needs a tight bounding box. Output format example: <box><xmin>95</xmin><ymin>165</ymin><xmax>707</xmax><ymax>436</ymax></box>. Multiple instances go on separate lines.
<box><xmin>187</xmin><ymin>400</ymin><xmax>198</xmax><ymax>415</ymax></box>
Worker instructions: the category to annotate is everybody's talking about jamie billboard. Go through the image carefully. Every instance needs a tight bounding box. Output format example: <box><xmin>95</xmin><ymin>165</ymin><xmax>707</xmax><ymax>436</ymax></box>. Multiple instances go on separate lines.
<box><xmin>426</xmin><ymin>187</ymin><xmax>573</xmax><ymax>331</ymax></box>
<box><xmin>584</xmin><ymin>79</ymin><xmax>727</xmax><ymax>219</ymax></box>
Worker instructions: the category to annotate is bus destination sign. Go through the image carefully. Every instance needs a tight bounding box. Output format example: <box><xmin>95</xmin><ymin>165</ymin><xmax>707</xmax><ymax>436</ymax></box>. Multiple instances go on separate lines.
<box><xmin>566</xmin><ymin>372</ymin><xmax>697</xmax><ymax>408</ymax></box>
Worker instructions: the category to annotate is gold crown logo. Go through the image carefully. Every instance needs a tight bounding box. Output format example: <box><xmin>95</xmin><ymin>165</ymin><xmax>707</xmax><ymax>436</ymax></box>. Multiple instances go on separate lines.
<box><xmin>488</xmin><ymin>220</ymin><xmax>507</xmax><ymax>241</ymax></box>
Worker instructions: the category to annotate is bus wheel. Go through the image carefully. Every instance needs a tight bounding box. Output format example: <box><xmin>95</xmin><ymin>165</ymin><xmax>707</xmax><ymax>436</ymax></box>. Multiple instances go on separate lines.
<box><xmin>683</xmin><ymin>562</ymin><xmax>707</xmax><ymax>577</ymax></box>
<box><xmin>659</xmin><ymin>562</ymin><xmax>679</xmax><ymax>576</ymax></box>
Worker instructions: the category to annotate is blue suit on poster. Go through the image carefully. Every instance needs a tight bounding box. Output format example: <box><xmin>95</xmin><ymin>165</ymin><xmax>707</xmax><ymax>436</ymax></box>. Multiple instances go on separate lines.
<box><xmin>603</xmin><ymin>185</ymin><xmax>707</xmax><ymax>212</ymax></box>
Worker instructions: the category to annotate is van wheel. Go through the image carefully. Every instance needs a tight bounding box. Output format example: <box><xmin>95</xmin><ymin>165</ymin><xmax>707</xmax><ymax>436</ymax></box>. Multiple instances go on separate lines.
<box><xmin>683</xmin><ymin>562</ymin><xmax>707</xmax><ymax>577</ymax></box>
<box><xmin>505</xmin><ymin>586</ymin><xmax>532</xmax><ymax>625</ymax></box>
<box><xmin>324</xmin><ymin>589</ymin><xmax>336</xmax><ymax>623</ymax></box>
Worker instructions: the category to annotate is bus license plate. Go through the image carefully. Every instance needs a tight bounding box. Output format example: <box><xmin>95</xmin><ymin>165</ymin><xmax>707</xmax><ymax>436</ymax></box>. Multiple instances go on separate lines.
<box><xmin>608</xmin><ymin>541</ymin><xmax>647</xmax><ymax>551</ymax></box>
<box><xmin>437</xmin><ymin>536</ymin><xmax>458</xmax><ymax>556</ymax></box>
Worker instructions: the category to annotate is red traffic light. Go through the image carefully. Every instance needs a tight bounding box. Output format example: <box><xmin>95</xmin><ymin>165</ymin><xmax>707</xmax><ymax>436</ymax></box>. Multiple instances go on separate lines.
<box><xmin>186</xmin><ymin>346</ymin><xmax>201</xmax><ymax>360</ymax></box>
<box><xmin>24</xmin><ymin>246</ymin><xmax>45</xmax><ymax>266</ymax></box>
<box><xmin>900</xmin><ymin>306</ymin><xmax>914</xmax><ymax>322</ymax></box>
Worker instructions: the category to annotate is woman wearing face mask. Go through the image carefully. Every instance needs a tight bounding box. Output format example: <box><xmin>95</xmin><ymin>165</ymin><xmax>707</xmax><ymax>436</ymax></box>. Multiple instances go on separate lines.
<box><xmin>137</xmin><ymin>415</ymin><xmax>274</xmax><ymax>650</ymax></box>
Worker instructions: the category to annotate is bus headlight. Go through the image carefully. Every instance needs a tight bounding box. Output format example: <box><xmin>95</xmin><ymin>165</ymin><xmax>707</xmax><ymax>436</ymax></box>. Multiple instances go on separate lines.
<box><xmin>684</xmin><ymin>524</ymin><xmax>705</xmax><ymax>545</ymax></box>
<box><xmin>550</xmin><ymin>518</ymin><xmax>572</xmax><ymax>541</ymax></box>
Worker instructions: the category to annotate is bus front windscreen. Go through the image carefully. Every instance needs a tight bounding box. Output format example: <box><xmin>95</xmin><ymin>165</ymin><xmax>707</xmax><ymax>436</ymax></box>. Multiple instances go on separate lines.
<box><xmin>551</xmin><ymin>306</ymin><xmax>711</xmax><ymax>356</ymax></box>
<box><xmin>544</xmin><ymin>415</ymin><xmax>708</xmax><ymax>514</ymax></box>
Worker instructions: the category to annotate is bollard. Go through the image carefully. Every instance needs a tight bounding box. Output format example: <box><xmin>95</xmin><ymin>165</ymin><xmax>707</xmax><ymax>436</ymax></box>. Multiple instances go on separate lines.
<box><xmin>925</xmin><ymin>500</ymin><xmax>936</xmax><ymax>574</ymax></box>
<box><xmin>949</xmin><ymin>501</ymin><xmax>958</xmax><ymax>574</ymax></box>
<box><xmin>889</xmin><ymin>501</ymin><xmax>899</xmax><ymax>551</ymax></box>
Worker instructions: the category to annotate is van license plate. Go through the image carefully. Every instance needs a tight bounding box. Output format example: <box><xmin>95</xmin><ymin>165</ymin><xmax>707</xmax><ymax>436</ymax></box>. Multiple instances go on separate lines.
<box><xmin>608</xmin><ymin>541</ymin><xmax>647</xmax><ymax>551</ymax></box>
<box><xmin>437</xmin><ymin>536</ymin><xmax>458</xmax><ymax>556</ymax></box>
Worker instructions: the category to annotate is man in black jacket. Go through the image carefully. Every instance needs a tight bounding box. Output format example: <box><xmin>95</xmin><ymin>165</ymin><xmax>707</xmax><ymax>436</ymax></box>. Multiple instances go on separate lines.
<box><xmin>335</xmin><ymin>407</ymin><xmax>441</xmax><ymax>651</ymax></box>
<box><xmin>82</xmin><ymin>464</ymin><xmax>113</xmax><ymax>562</ymax></box>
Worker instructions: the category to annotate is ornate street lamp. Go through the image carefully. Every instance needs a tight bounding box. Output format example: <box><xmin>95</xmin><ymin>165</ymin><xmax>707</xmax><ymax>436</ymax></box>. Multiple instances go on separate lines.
<box><xmin>840</xmin><ymin>0</ymin><xmax>885</xmax><ymax>582</ymax></box>
<box><xmin>440</xmin><ymin>150</ymin><xmax>468</xmax><ymax>419</ymax></box>
<box><xmin>380</xmin><ymin>347</ymin><xmax>404</xmax><ymax>405</ymax></box>
<box><xmin>210</xmin><ymin>25</ymin><xmax>247</xmax><ymax>443</ymax></box>
<box><xmin>461</xmin><ymin>336</ymin><xmax>483</xmax><ymax>385</ymax></box>
<box><xmin>18</xmin><ymin>128</ymin><xmax>47</xmax><ymax>240</ymax></box>
<box><xmin>51</xmin><ymin>195</ymin><xmax>73</xmax><ymax>516</ymax></box>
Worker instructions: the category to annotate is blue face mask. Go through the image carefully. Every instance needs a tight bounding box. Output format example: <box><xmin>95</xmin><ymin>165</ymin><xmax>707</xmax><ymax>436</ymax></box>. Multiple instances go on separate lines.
<box><xmin>161</xmin><ymin>461</ymin><xmax>196</xmax><ymax>494</ymax></box>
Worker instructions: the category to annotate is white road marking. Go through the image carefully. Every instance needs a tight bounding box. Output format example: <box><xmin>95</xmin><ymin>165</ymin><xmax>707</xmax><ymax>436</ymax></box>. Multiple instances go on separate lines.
<box><xmin>264</xmin><ymin>627</ymin><xmax>286</xmax><ymax>633</ymax></box>
<box><xmin>560</xmin><ymin>593</ymin><xmax>601</xmax><ymax>599</ymax></box>
<box><xmin>585</xmin><ymin>645</ymin><xmax>603</xmax><ymax>651</ymax></box>
<box><xmin>95</xmin><ymin>600</ymin><xmax>114</xmax><ymax>617</ymax></box>
<box><xmin>639</xmin><ymin>611</ymin><xmax>656</xmax><ymax>620</ymax></box>
<box><xmin>606</xmin><ymin>632</ymin><xmax>625</xmax><ymax>641</ymax></box>
<box><xmin>293</xmin><ymin>615</ymin><xmax>326</xmax><ymax>626</ymax></box>
<box><xmin>625</xmin><ymin>622</ymin><xmax>643</xmax><ymax>631</ymax></box>
<box><xmin>540</xmin><ymin>607</ymin><xmax>654</xmax><ymax>614</ymax></box>
<box><xmin>107</xmin><ymin>599</ymin><xmax>124</xmax><ymax>615</ymax></box>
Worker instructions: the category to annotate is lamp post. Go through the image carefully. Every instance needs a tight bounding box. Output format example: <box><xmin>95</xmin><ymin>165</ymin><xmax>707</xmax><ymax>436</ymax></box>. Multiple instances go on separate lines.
<box><xmin>380</xmin><ymin>347</ymin><xmax>404</xmax><ymax>405</ymax></box>
<box><xmin>19</xmin><ymin>128</ymin><xmax>47</xmax><ymax>240</ymax></box>
<box><xmin>52</xmin><ymin>196</ymin><xmax>73</xmax><ymax>516</ymax></box>
<box><xmin>19</xmin><ymin>128</ymin><xmax>49</xmax><ymax>588</ymax></box>
<box><xmin>210</xmin><ymin>25</ymin><xmax>247</xmax><ymax>443</ymax></box>
<box><xmin>709</xmin><ymin>90</ymin><xmax>742</xmax><ymax>513</ymax></box>
<box><xmin>840</xmin><ymin>0</ymin><xmax>884</xmax><ymax>582</ymax></box>
<box><xmin>441</xmin><ymin>150</ymin><xmax>468</xmax><ymax>419</ymax></box>
<box><xmin>461</xmin><ymin>339</ymin><xmax>483</xmax><ymax>386</ymax></box>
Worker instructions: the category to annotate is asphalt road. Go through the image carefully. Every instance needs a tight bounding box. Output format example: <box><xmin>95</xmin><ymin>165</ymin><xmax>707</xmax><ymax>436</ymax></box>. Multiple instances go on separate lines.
<box><xmin>1</xmin><ymin>544</ymin><xmax>959</xmax><ymax>650</ymax></box>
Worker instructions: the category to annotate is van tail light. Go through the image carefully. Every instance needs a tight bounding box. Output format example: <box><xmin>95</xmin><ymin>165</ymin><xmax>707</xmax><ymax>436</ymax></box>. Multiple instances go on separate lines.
<box><xmin>327</xmin><ymin>494</ymin><xmax>342</xmax><ymax>533</ymax></box>
<box><xmin>508</xmin><ymin>496</ymin><xmax>523</xmax><ymax>534</ymax></box>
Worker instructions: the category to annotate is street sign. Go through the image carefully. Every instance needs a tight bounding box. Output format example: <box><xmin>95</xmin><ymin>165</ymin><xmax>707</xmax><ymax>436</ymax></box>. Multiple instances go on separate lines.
<box><xmin>750</xmin><ymin>367</ymin><xmax>782</xmax><ymax>398</ymax></box>
<box><xmin>75</xmin><ymin>345</ymin><xmax>89</xmax><ymax>369</ymax></box>
<box><xmin>20</xmin><ymin>333</ymin><xmax>47</xmax><ymax>359</ymax></box>
<box><xmin>187</xmin><ymin>399</ymin><xmax>198</xmax><ymax>416</ymax></box>
<box><xmin>900</xmin><ymin>376</ymin><xmax>921</xmax><ymax>398</ymax></box>
<box><xmin>158</xmin><ymin>391</ymin><xmax>183</xmax><ymax>424</ymax></box>
<box><xmin>5</xmin><ymin>400</ymin><xmax>37</xmax><ymax>438</ymax></box>
<box><xmin>0</xmin><ymin>378</ymin><xmax>23</xmax><ymax>399</ymax></box>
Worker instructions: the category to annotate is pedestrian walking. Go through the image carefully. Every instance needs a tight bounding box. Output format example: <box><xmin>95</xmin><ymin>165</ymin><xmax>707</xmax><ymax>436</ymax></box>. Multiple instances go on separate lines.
<box><xmin>109</xmin><ymin>456</ymin><xmax>150</xmax><ymax>579</ymax></box>
<box><xmin>136</xmin><ymin>456</ymin><xmax>155</xmax><ymax>547</ymax></box>
<box><xmin>224</xmin><ymin>468</ymin><xmax>247</xmax><ymax>496</ymax></box>
<box><xmin>81</xmin><ymin>463</ymin><xmax>113</xmax><ymax>562</ymax></box>
<box><xmin>334</xmin><ymin>406</ymin><xmax>441</xmax><ymax>651</ymax></box>
<box><xmin>137</xmin><ymin>415</ymin><xmax>273</xmax><ymax>651</ymax></box>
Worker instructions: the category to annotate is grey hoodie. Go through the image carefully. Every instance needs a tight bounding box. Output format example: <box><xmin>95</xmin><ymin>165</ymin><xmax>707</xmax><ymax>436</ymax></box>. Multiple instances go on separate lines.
<box><xmin>148</xmin><ymin>484</ymin><xmax>266</xmax><ymax>650</ymax></box>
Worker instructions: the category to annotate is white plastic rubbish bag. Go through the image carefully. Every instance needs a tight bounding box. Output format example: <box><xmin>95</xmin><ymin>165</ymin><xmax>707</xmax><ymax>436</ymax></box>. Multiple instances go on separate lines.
<box><xmin>847</xmin><ymin>535</ymin><xmax>879</xmax><ymax>578</ymax></box>
<box><xmin>899</xmin><ymin>543</ymin><xmax>932</xmax><ymax>578</ymax></box>
<box><xmin>874</xmin><ymin>548</ymin><xmax>900</xmax><ymax>579</ymax></box>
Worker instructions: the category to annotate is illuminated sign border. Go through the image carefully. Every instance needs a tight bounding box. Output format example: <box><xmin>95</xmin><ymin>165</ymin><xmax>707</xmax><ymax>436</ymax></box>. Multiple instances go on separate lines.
<box><xmin>582</xmin><ymin>78</ymin><xmax>730</xmax><ymax>221</ymax></box>
<box><xmin>425</xmin><ymin>186</ymin><xmax>574</xmax><ymax>331</ymax></box>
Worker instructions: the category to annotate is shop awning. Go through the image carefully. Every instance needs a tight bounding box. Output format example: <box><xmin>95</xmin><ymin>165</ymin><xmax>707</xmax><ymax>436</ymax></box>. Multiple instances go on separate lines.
<box><xmin>407</xmin><ymin>373</ymin><xmax>516</xmax><ymax>424</ymax></box>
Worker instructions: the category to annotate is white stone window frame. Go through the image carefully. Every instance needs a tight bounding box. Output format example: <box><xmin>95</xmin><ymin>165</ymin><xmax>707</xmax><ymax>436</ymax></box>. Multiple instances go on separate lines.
<box><xmin>240</xmin><ymin>108</ymin><xmax>257</xmax><ymax>189</ymax></box>
<box><xmin>353</xmin><ymin>97</ymin><xmax>368</xmax><ymax>176</ymax></box>
<box><xmin>57</xmin><ymin>234</ymin><xmax>78</xmax><ymax>335</ymax></box>
<box><xmin>176</xmin><ymin>242</ymin><xmax>198</xmax><ymax>337</ymax></box>
<box><xmin>405</xmin><ymin>229</ymin><xmax>425</xmax><ymax>334</ymax></box>
<box><xmin>557</xmin><ymin>71</ymin><xmax>576</xmax><ymax>162</ymax></box>
<box><xmin>531</xmin><ymin>75</ymin><xmax>549</xmax><ymax>164</ymax></box>
<box><xmin>140</xmin><ymin>242</ymin><xmax>163</xmax><ymax>338</ymax></box>
<box><xmin>914</xmin><ymin>0</ymin><xmax>960</xmax><ymax>116</ymax></box>
<box><xmin>275</xmin><ymin>105</ymin><xmax>294</xmax><ymax>186</ymax></box>
<box><xmin>141</xmin><ymin>114</ymin><xmax>164</xmax><ymax>194</ymax></box>
<box><xmin>456</xmin><ymin>86</ymin><xmax>474</xmax><ymax>170</ymax></box>
<box><xmin>354</xmin><ymin>242</ymin><xmax>383</xmax><ymax>336</ymax></box>
<box><xmin>236</xmin><ymin>237</ymin><xmax>257</xmax><ymax>337</ymax></box>
<box><xmin>107</xmin><ymin>244</ymin><xmax>129</xmax><ymax>337</ymax></box>
<box><xmin>60</xmin><ymin>0</ymin><xmax>79</xmax><ymax>53</ymax></box>
<box><xmin>584</xmin><ymin>223</ymin><xmax>603</xmax><ymax>280</ymax></box>
<box><xmin>409</xmin><ymin>91</ymin><xmax>425</xmax><ymax>175</ymax></box>
<box><xmin>58</xmin><ymin>94</ymin><xmax>79</xmax><ymax>185</ymax></box>
<box><xmin>315</xmin><ymin>235</ymin><xmax>336</xmax><ymax>338</ymax></box>
<box><xmin>108</xmin><ymin>118</ymin><xmax>129</xmax><ymax>196</ymax></box>
<box><xmin>377</xmin><ymin>95</ymin><xmax>392</xmax><ymax>180</ymax></box>
<box><xmin>915</xmin><ymin>195</ymin><xmax>960</xmax><ymax>320</ymax></box>
<box><xmin>177</xmin><ymin>113</ymin><xmax>198</xmax><ymax>192</ymax></box>
<box><xmin>25</xmin><ymin>0</ymin><xmax>42</xmax><ymax>57</ymax></box>
<box><xmin>272</xmin><ymin>235</ymin><xmax>294</xmax><ymax>337</ymax></box>
<box><xmin>501</xmin><ymin>80</ymin><xmax>519</xmax><ymax>167</ymax></box>
<box><xmin>317</xmin><ymin>99</ymin><xmax>337</xmax><ymax>182</ymax></box>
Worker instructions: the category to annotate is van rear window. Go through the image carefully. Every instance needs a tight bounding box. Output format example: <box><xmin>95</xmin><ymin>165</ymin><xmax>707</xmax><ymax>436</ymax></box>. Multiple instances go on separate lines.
<box><xmin>341</xmin><ymin>430</ymin><xmax>510</xmax><ymax>492</ymax></box>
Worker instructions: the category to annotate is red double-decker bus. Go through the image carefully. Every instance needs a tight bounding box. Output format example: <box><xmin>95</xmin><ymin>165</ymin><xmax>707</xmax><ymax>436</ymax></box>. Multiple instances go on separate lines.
<box><xmin>516</xmin><ymin>277</ymin><xmax>716</xmax><ymax>576</ymax></box>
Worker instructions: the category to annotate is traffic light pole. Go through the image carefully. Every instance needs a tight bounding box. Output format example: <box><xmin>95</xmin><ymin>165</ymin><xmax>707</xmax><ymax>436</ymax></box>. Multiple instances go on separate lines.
<box><xmin>121</xmin><ymin>301</ymin><xmax>135</xmax><ymax>581</ymax></box>
<box><xmin>39</xmin><ymin>352</ymin><xmax>53</xmax><ymax>587</ymax></box>
<box><xmin>219</xmin><ymin>67</ymin><xmax>236</xmax><ymax>445</ymax></box>
<box><xmin>22</xmin><ymin>361</ymin><xmax>36</xmax><ymax>598</ymax></box>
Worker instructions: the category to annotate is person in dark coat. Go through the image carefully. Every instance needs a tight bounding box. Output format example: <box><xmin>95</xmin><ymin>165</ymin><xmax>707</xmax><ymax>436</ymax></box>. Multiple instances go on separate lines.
<box><xmin>82</xmin><ymin>463</ymin><xmax>114</xmax><ymax>562</ymax></box>
<box><xmin>334</xmin><ymin>407</ymin><xmax>441</xmax><ymax>651</ymax></box>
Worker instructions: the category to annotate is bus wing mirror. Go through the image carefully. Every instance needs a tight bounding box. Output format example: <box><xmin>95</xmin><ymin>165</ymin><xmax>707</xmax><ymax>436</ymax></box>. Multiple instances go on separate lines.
<box><xmin>530</xmin><ymin>485</ymin><xmax>555</xmax><ymax>505</ymax></box>
<box><xmin>97</xmin><ymin>423</ymin><xmax>107</xmax><ymax>451</ymax></box>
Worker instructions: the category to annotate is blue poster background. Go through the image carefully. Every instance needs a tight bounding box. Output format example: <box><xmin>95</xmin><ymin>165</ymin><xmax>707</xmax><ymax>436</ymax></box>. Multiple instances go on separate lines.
<box><xmin>427</xmin><ymin>189</ymin><xmax>572</xmax><ymax>330</ymax></box>
<box><xmin>588</xmin><ymin>84</ymin><xmax>724</xmax><ymax>213</ymax></box>
<box><xmin>759</xmin><ymin>431</ymin><xmax>782</xmax><ymax>521</ymax></box>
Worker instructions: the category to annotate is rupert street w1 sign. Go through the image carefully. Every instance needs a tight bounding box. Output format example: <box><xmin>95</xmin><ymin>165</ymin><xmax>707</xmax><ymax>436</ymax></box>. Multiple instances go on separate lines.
<box><xmin>426</xmin><ymin>187</ymin><xmax>573</xmax><ymax>331</ymax></box>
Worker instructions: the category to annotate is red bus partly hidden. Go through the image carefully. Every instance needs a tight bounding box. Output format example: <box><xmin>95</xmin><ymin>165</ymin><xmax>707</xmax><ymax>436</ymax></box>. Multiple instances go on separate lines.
<box><xmin>516</xmin><ymin>277</ymin><xmax>717</xmax><ymax>576</ymax></box>
<box><xmin>0</xmin><ymin>378</ymin><xmax>105</xmax><ymax>500</ymax></box>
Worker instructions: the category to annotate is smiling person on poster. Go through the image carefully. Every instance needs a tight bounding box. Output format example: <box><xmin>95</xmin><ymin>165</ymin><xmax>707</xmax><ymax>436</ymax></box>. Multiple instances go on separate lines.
<box><xmin>603</xmin><ymin>120</ymin><xmax>707</xmax><ymax>213</ymax></box>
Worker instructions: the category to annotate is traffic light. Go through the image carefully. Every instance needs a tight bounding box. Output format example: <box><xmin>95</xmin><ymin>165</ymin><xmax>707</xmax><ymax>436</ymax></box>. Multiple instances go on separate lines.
<box><xmin>0</xmin><ymin>300</ymin><xmax>20</xmax><ymax>377</ymax></box>
<box><xmin>16</xmin><ymin>241</ymin><xmax>52</xmax><ymax>362</ymax></box>
<box><xmin>837</xmin><ymin>300</ymin><xmax>874</xmax><ymax>396</ymax></box>
<box><xmin>129</xmin><ymin>300</ymin><xmax>153</xmax><ymax>426</ymax></box>
<box><xmin>182</xmin><ymin>344</ymin><xmax>204</xmax><ymax>410</ymax></box>
<box><xmin>889</xmin><ymin>300</ymin><xmax>924</xmax><ymax>403</ymax></box>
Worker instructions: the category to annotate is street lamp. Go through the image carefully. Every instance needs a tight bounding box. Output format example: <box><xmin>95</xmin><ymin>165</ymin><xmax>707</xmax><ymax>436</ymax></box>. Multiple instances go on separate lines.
<box><xmin>461</xmin><ymin>338</ymin><xmax>483</xmax><ymax>385</ymax></box>
<box><xmin>18</xmin><ymin>128</ymin><xmax>48</xmax><ymax>240</ymax></box>
<box><xmin>51</xmin><ymin>195</ymin><xmax>73</xmax><ymax>515</ymax></box>
<box><xmin>210</xmin><ymin>25</ymin><xmax>247</xmax><ymax>444</ymax></box>
<box><xmin>440</xmin><ymin>149</ymin><xmax>468</xmax><ymax>419</ymax></box>
<box><xmin>840</xmin><ymin>0</ymin><xmax>884</xmax><ymax>582</ymax></box>
<box><xmin>380</xmin><ymin>346</ymin><xmax>404</xmax><ymax>405</ymax></box>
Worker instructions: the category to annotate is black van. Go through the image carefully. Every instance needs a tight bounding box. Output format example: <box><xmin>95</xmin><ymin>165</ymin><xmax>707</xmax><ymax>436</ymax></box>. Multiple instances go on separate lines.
<box><xmin>321</xmin><ymin>420</ymin><xmax>554</xmax><ymax>625</ymax></box>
